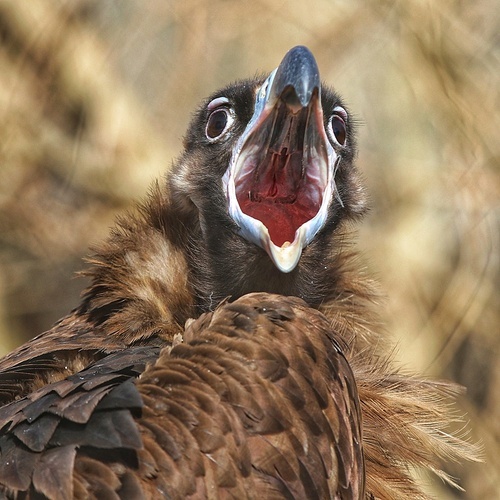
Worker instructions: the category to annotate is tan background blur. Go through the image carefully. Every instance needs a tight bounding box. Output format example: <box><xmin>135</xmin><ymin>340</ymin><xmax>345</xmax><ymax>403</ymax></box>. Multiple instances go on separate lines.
<box><xmin>0</xmin><ymin>1</ymin><xmax>498</xmax><ymax>498</ymax></box>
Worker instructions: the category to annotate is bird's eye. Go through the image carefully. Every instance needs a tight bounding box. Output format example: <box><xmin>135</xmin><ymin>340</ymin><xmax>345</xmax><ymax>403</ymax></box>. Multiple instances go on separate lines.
<box><xmin>328</xmin><ymin>108</ymin><xmax>347</xmax><ymax>146</ymax></box>
<box><xmin>206</xmin><ymin>108</ymin><xmax>233</xmax><ymax>141</ymax></box>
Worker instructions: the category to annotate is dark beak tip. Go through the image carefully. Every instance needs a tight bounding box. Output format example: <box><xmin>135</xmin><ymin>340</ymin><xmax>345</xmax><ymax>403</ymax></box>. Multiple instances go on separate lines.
<box><xmin>273</xmin><ymin>46</ymin><xmax>320</xmax><ymax>107</ymax></box>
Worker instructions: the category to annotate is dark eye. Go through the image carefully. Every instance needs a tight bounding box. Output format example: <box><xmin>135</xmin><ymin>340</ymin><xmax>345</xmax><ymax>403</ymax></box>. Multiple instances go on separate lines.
<box><xmin>206</xmin><ymin>108</ymin><xmax>233</xmax><ymax>140</ymax></box>
<box><xmin>329</xmin><ymin>111</ymin><xmax>347</xmax><ymax>146</ymax></box>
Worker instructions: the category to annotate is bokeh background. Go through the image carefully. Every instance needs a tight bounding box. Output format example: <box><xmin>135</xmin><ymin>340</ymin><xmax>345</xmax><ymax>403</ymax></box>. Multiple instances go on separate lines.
<box><xmin>0</xmin><ymin>1</ymin><xmax>498</xmax><ymax>497</ymax></box>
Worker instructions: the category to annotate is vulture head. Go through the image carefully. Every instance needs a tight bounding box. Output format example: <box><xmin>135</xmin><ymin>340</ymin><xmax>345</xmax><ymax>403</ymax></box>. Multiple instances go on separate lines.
<box><xmin>170</xmin><ymin>46</ymin><xmax>365</xmax><ymax>307</ymax></box>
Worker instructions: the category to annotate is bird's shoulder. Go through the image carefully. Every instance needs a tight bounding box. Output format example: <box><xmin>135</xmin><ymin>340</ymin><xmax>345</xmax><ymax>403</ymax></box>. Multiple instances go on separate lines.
<box><xmin>0</xmin><ymin>294</ymin><xmax>364</xmax><ymax>499</ymax></box>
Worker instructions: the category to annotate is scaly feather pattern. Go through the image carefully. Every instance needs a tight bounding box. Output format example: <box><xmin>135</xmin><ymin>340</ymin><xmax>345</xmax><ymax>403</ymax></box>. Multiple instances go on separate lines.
<box><xmin>0</xmin><ymin>294</ymin><xmax>364</xmax><ymax>499</ymax></box>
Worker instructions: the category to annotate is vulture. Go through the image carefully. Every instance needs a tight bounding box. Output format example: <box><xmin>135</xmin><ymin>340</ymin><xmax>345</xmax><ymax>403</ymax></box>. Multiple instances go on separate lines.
<box><xmin>0</xmin><ymin>46</ymin><xmax>478</xmax><ymax>499</ymax></box>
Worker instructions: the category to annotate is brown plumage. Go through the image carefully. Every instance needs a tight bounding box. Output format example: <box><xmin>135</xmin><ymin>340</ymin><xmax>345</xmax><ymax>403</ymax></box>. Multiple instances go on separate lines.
<box><xmin>0</xmin><ymin>294</ymin><xmax>364</xmax><ymax>499</ymax></box>
<box><xmin>0</xmin><ymin>46</ymin><xmax>479</xmax><ymax>499</ymax></box>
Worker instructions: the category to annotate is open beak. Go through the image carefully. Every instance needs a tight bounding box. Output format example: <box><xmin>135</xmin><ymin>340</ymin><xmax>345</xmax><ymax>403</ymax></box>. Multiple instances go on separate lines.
<box><xmin>224</xmin><ymin>46</ymin><xmax>339</xmax><ymax>273</ymax></box>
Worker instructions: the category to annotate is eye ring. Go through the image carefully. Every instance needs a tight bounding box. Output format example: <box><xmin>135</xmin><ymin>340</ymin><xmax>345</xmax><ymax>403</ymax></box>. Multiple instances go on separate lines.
<box><xmin>205</xmin><ymin>104</ymin><xmax>234</xmax><ymax>141</ymax></box>
<box><xmin>328</xmin><ymin>106</ymin><xmax>348</xmax><ymax>146</ymax></box>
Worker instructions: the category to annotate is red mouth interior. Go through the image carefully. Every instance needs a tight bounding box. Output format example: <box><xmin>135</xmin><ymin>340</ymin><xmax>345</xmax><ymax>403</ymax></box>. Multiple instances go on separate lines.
<box><xmin>236</xmin><ymin>148</ymin><xmax>318</xmax><ymax>247</ymax></box>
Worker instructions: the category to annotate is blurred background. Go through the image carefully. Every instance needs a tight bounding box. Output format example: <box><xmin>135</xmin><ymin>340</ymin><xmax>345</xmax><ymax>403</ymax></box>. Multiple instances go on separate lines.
<box><xmin>0</xmin><ymin>0</ymin><xmax>498</xmax><ymax>497</ymax></box>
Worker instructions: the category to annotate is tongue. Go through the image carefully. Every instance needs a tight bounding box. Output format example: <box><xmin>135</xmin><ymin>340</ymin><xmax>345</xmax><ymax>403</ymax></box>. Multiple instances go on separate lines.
<box><xmin>238</xmin><ymin>197</ymin><xmax>316</xmax><ymax>247</ymax></box>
